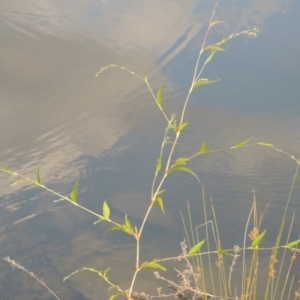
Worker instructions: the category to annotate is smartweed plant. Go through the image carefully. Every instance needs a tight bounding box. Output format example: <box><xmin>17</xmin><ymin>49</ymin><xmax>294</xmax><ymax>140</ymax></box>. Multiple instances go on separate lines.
<box><xmin>2</xmin><ymin>2</ymin><xmax>300</xmax><ymax>300</ymax></box>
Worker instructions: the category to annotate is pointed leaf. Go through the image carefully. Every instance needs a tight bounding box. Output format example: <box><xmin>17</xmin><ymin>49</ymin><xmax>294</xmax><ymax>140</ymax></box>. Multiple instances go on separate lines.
<box><xmin>155</xmin><ymin>197</ymin><xmax>164</xmax><ymax>214</ymax></box>
<box><xmin>205</xmin><ymin>50</ymin><xmax>216</xmax><ymax>64</ymax></box>
<box><xmin>218</xmin><ymin>248</ymin><xmax>232</xmax><ymax>256</ymax></box>
<box><xmin>175</xmin><ymin>157</ymin><xmax>190</xmax><ymax>165</ymax></box>
<box><xmin>210</xmin><ymin>20</ymin><xmax>224</xmax><ymax>27</ymax></box>
<box><xmin>70</xmin><ymin>178</ymin><xmax>79</xmax><ymax>203</ymax></box>
<box><xmin>156</xmin><ymin>189</ymin><xmax>166</xmax><ymax>197</ymax></box>
<box><xmin>103</xmin><ymin>200</ymin><xmax>110</xmax><ymax>219</ymax></box>
<box><xmin>164</xmin><ymin>140</ymin><xmax>174</xmax><ymax>145</ymax></box>
<box><xmin>141</xmin><ymin>262</ymin><xmax>166</xmax><ymax>271</ymax></box>
<box><xmin>286</xmin><ymin>240</ymin><xmax>300</xmax><ymax>249</ymax></box>
<box><xmin>178</xmin><ymin>122</ymin><xmax>189</xmax><ymax>131</ymax></box>
<box><xmin>166</xmin><ymin>114</ymin><xmax>177</xmax><ymax>131</ymax></box>
<box><xmin>193</xmin><ymin>79</ymin><xmax>217</xmax><ymax>88</ymax></box>
<box><xmin>156</xmin><ymin>86</ymin><xmax>162</xmax><ymax>107</ymax></box>
<box><xmin>204</xmin><ymin>45</ymin><xmax>226</xmax><ymax>51</ymax></box>
<box><xmin>105</xmin><ymin>224</ymin><xmax>126</xmax><ymax>234</ymax></box>
<box><xmin>251</xmin><ymin>229</ymin><xmax>266</xmax><ymax>248</ymax></box>
<box><xmin>257</xmin><ymin>142</ymin><xmax>274</xmax><ymax>147</ymax></box>
<box><xmin>124</xmin><ymin>214</ymin><xmax>133</xmax><ymax>231</ymax></box>
<box><xmin>108</xmin><ymin>285</ymin><xmax>117</xmax><ymax>291</ymax></box>
<box><xmin>199</xmin><ymin>142</ymin><xmax>207</xmax><ymax>154</ymax></box>
<box><xmin>232</xmin><ymin>137</ymin><xmax>253</xmax><ymax>148</ymax></box>
<box><xmin>36</xmin><ymin>165</ymin><xmax>41</xmax><ymax>185</ymax></box>
<box><xmin>168</xmin><ymin>166</ymin><xmax>199</xmax><ymax>181</ymax></box>
<box><xmin>109</xmin><ymin>292</ymin><xmax>122</xmax><ymax>300</ymax></box>
<box><xmin>103</xmin><ymin>267</ymin><xmax>111</xmax><ymax>280</ymax></box>
<box><xmin>156</xmin><ymin>156</ymin><xmax>162</xmax><ymax>173</ymax></box>
<box><xmin>188</xmin><ymin>240</ymin><xmax>206</xmax><ymax>255</ymax></box>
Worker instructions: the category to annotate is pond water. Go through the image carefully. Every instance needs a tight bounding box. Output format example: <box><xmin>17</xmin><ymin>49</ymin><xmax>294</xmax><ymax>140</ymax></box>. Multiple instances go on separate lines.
<box><xmin>0</xmin><ymin>1</ymin><xmax>300</xmax><ymax>299</ymax></box>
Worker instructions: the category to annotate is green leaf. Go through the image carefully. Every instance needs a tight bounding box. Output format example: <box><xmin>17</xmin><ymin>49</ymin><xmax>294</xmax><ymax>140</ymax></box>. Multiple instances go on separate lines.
<box><xmin>193</xmin><ymin>79</ymin><xmax>217</xmax><ymax>89</ymax></box>
<box><xmin>166</xmin><ymin>114</ymin><xmax>177</xmax><ymax>131</ymax></box>
<box><xmin>210</xmin><ymin>20</ymin><xmax>224</xmax><ymax>27</ymax></box>
<box><xmin>103</xmin><ymin>267</ymin><xmax>111</xmax><ymax>280</ymax></box>
<box><xmin>168</xmin><ymin>166</ymin><xmax>199</xmax><ymax>181</ymax></box>
<box><xmin>156</xmin><ymin>156</ymin><xmax>162</xmax><ymax>173</ymax></box>
<box><xmin>36</xmin><ymin>165</ymin><xmax>41</xmax><ymax>185</ymax></box>
<box><xmin>178</xmin><ymin>122</ymin><xmax>189</xmax><ymax>132</ymax></box>
<box><xmin>70</xmin><ymin>178</ymin><xmax>79</xmax><ymax>203</ymax></box>
<box><xmin>103</xmin><ymin>200</ymin><xmax>110</xmax><ymax>219</ymax></box>
<box><xmin>251</xmin><ymin>229</ymin><xmax>267</xmax><ymax>248</ymax></box>
<box><xmin>199</xmin><ymin>141</ymin><xmax>207</xmax><ymax>154</ymax></box>
<box><xmin>286</xmin><ymin>239</ymin><xmax>300</xmax><ymax>249</ymax></box>
<box><xmin>156</xmin><ymin>86</ymin><xmax>162</xmax><ymax>107</ymax></box>
<box><xmin>188</xmin><ymin>240</ymin><xmax>206</xmax><ymax>255</ymax></box>
<box><xmin>232</xmin><ymin>137</ymin><xmax>253</xmax><ymax>148</ymax></box>
<box><xmin>205</xmin><ymin>50</ymin><xmax>216</xmax><ymax>64</ymax></box>
<box><xmin>156</xmin><ymin>189</ymin><xmax>166</xmax><ymax>197</ymax></box>
<box><xmin>155</xmin><ymin>197</ymin><xmax>164</xmax><ymax>214</ymax></box>
<box><xmin>257</xmin><ymin>142</ymin><xmax>274</xmax><ymax>147</ymax></box>
<box><xmin>109</xmin><ymin>292</ymin><xmax>122</xmax><ymax>300</ymax></box>
<box><xmin>105</xmin><ymin>224</ymin><xmax>126</xmax><ymax>233</ymax></box>
<box><xmin>163</xmin><ymin>137</ymin><xmax>172</xmax><ymax>146</ymax></box>
<box><xmin>218</xmin><ymin>248</ymin><xmax>232</xmax><ymax>256</ymax></box>
<box><xmin>141</xmin><ymin>261</ymin><xmax>166</xmax><ymax>271</ymax></box>
<box><xmin>164</xmin><ymin>140</ymin><xmax>174</xmax><ymax>145</ymax></box>
<box><xmin>204</xmin><ymin>45</ymin><xmax>226</xmax><ymax>51</ymax></box>
<box><xmin>106</xmin><ymin>222</ymin><xmax>134</xmax><ymax>235</ymax></box>
<box><xmin>124</xmin><ymin>214</ymin><xmax>133</xmax><ymax>231</ymax></box>
<box><xmin>174</xmin><ymin>157</ymin><xmax>190</xmax><ymax>165</ymax></box>
<box><xmin>219</xmin><ymin>36</ymin><xmax>227</xmax><ymax>45</ymax></box>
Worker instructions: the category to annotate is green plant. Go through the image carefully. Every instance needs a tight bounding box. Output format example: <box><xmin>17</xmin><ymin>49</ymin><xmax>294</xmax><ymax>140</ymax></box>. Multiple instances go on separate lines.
<box><xmin>2</xmin><ymin>2</ymin><xmax>299</xmax><ymax>300</ymax></box>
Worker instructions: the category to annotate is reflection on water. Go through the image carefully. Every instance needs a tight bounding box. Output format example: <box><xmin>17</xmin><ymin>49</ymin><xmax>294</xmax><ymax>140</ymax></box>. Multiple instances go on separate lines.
<box><xmin>0</xmin><ymin>0</ymin><xmax>300</xmax><ymax>298</ymax></box>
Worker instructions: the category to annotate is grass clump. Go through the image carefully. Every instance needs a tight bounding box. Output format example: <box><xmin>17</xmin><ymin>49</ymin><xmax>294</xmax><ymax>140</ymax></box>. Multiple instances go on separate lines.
<box><xmin>1</xmin><ymin>1</ymin><xmax>299</xmax><ymax>300</ymax></box>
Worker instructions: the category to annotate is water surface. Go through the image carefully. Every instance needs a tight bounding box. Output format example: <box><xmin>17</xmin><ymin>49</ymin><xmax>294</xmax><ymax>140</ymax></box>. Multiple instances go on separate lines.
<box><xmin>0</xmin><ymin>1</ymin><xmax>300</xmax><ymax>299</ymax></box>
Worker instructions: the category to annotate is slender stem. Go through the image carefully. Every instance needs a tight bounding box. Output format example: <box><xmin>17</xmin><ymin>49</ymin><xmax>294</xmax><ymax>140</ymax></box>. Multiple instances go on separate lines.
<box><xmin>179</xmin><ymin>0</ymin><xmax>219</xmax><ymax>127</ymax></box>
<box><xmin>96</xmin><ymin>65</ymin><xmax>169</xmax><ymax>122</ymax></box>
<box><xmin>264</xmin><ymin>162</ymin><xmax>300</xmax><ymax>300</ymax></box>
<box><xmin>2</xmin><ymin>169</ymin><xmax>125</xmax><ymax>227</ymax></box>
<box><xmin>151</xmin><ymin>130</ymin><xmax>169</xmax><ymax>197</ymax></box>
<box><xmin>242</xmin><ymin>201</ymin><xmax>254</xmax><ymax>298</ymax></box>
<box><xmin>4</xmin><ymin>257</ymin><xmax>60</xmax><ymax>300</ymax></box>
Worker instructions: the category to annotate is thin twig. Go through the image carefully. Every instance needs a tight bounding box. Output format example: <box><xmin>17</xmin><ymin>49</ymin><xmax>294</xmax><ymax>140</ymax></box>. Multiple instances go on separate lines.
<box><xmin>4</xmin><ymin>256</ymin><xmax>60</xmax><ymax>300</ymax></box>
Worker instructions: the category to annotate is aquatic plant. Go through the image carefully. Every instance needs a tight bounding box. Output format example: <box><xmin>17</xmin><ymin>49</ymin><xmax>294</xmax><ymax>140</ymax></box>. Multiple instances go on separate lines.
<box><xmin>2</xmin><ymin>2</ymin><xmax>299</xmax><ymax>300</ymax></box>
